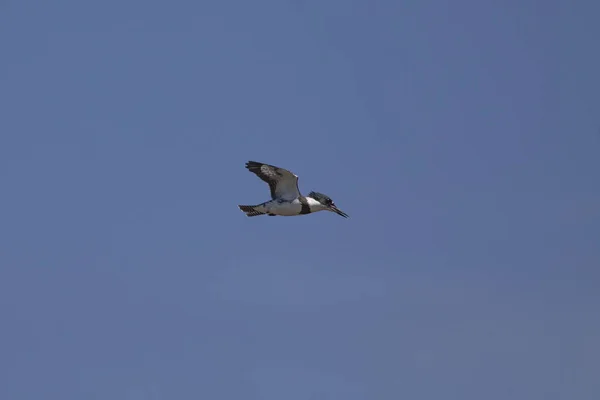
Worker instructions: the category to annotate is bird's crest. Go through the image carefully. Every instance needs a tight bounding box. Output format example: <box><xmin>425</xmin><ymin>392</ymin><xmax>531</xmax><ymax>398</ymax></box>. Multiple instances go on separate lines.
<box><xmin>308</xmin><ymin>191</ymin><xmax>333</xmax><ymax>205</ymax></box>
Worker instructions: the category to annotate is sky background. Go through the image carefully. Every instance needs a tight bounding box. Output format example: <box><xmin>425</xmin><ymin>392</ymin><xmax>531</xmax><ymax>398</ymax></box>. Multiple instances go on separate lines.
<box><xmin>1</xmin><ymin>1</ymin><xmax>599</xmax><ymax>399</ymax></box>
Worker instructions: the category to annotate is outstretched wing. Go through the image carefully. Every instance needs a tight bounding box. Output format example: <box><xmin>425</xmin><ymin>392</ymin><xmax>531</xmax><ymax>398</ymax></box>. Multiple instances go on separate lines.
<box><xmin>245</xmin><ymin>161</ymin><xmax>301</xmax><ymax>200</ymax></box>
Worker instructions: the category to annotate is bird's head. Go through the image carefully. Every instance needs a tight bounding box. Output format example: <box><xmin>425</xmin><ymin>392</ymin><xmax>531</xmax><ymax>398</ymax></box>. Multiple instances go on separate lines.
<box><xmin>308</xmin><ymin>191</ymin><xmax>349</xmax><ymax>218</ymax></box>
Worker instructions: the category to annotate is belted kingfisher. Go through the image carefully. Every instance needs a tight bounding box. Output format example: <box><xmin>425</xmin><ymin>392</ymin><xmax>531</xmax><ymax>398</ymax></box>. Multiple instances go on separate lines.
<box><xmin>238</xmin><ymin>161</ymin><xmax>349</xmax><ymax>218</ymax></box>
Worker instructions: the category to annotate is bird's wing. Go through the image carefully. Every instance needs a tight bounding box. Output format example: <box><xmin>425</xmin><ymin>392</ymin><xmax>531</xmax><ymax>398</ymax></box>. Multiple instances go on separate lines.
<box><xmin>245</xmin><ymin>161</ymin><xmax>301</xmax><ymax>200</ymax></box>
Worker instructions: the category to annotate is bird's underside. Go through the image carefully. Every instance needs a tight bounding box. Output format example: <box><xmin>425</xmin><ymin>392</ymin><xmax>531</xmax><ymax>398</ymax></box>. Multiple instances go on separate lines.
<box><xmin>238</xmin><ymin>198</ymin><xmax>309</xmax><ymax>217</ymax></box>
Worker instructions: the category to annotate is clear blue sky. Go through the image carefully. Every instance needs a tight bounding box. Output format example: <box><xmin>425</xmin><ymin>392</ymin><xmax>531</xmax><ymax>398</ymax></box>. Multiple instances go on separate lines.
<box><xmin>1</xmin><ymin>1</ymin><xmax>599</xmax><ymax>399</ymax></box>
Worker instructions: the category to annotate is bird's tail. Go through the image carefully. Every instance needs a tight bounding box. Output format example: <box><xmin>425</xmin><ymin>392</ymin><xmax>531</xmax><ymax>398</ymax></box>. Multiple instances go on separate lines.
<box><xmin>238</xmin><ymin>204</ymin><xmax>267</xmax><ymax>217</ymax></box>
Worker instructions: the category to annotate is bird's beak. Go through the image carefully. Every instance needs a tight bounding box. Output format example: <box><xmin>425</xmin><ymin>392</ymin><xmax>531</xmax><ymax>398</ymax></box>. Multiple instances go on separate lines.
<box><xmin>330</xmin><ymin>205</ymin><xmax>349</xmax><ymax>218</ymax></box>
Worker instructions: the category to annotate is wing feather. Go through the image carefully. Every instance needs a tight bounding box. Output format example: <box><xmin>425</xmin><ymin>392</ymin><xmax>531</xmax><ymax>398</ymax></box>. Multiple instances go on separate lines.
<box><xmin>245</xmin><ymin>161</ymin><xmax>301</xmax><ymax>200</ymax></box>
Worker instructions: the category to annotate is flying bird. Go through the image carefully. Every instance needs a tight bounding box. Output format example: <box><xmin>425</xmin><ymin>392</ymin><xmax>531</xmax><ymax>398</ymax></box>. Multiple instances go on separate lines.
<box><xmin>238</xmin><ymin>161</ymin><xmax>349</xmax><ymax>218</ymax></box>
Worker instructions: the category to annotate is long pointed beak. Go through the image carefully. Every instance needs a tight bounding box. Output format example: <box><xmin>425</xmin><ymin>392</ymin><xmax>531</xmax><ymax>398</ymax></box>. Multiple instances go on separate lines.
<box><xmin>330</xmin><ymin>205</ymin><xmax>349</xmax><ymax>218</ymax></box>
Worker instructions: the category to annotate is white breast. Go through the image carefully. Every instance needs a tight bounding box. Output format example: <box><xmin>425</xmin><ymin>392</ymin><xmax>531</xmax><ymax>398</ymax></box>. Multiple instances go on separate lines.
<box><xmin>266</xmin><ymin>199</ymin><xmax>304</xmax><ymax>216</ymax></box>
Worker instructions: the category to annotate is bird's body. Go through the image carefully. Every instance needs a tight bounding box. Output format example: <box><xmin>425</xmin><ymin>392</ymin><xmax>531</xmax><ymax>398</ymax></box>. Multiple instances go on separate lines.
<box><xmin>242</xmin><ymin>197</ymin><xmax>324</xmax><ymax>217</ymax></box>
<box><xmin>238</xmin><ymin>161</ymin><xmax>349</xmax><ymax>218</ymax></box>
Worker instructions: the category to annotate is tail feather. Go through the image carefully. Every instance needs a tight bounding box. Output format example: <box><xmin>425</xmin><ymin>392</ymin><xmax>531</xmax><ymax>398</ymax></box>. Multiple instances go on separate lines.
<box><xmin>238</xmin><ymin>205</ymin><xmax>266</xmax><ymax>217</ymax></box>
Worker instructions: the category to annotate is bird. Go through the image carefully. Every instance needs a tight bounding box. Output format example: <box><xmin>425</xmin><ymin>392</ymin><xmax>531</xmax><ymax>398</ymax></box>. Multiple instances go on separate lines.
<box><xmin>238</xmin><ymin>161</ymin><xmax>349</xmax><ymax>218</ymax></box>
